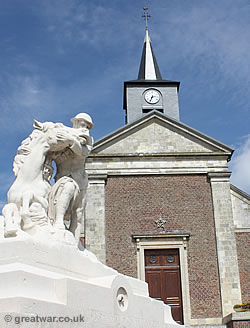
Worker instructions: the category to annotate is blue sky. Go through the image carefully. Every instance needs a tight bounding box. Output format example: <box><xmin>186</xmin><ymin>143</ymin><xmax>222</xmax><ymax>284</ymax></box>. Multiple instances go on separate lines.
<box><xmin>1</xmin><ymin>0</ymin><xmax>250</xmax><ymax>210</ymax></box>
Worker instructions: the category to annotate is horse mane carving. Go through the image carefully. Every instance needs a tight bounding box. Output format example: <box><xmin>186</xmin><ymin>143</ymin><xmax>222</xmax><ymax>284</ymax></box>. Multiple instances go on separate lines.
<box><xmin>12</xmin><ymin>120</ymin><xmax>61</xmax><ymax>176</ymax></box>
<box><xmin>13</xmin><ymin>134</ymin><xmax>33</xmax><ymax>176</ymax></box>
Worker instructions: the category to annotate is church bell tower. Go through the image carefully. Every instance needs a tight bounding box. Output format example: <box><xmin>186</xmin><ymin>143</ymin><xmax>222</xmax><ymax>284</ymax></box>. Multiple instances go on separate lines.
<box><xmin>123</xmin><ymin>8</ymin><xmax>180</xmax><ymax>124</ymax></box>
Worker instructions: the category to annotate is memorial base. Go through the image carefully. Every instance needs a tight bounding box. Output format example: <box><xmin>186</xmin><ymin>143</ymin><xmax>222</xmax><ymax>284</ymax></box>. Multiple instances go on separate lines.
<box><xmin>0</xmin><ymin>237</ymin><xmax>181</xmax><ymax>328</ymax></box>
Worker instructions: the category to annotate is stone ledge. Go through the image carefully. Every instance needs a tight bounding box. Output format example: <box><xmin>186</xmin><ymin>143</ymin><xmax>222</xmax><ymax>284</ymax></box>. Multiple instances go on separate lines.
<box><xmin>223</xmin><ymin>312</ymin><xmax>250</xmax><ymax>324</ymax></box>
<box><xmin>132</xmin><ymin>231</ymin><xmax>190</xmax><ymax>239</ymax></box>
<box><xmin>186</xmin><ymin>317</ymin><xmax>223</xmax><ymax>325</ymax></box>
<box><xmin>235</xmin><ymin>228</ymin><xmax>250</xmax><ymax>233</ymax></box>
<box><xmin>208</xmin><ymin>172</ymin><xmax>232</xmax><ymax>180</ymax></box>
<box><xmin>89</xmin><ymin>152</ymin><xmax>231</xmax><ymax>158</ymax></box>
<box><xmin>88</xmin><ymin>174</ymin><xmax>108</xmax><ymax>181</ymax></box>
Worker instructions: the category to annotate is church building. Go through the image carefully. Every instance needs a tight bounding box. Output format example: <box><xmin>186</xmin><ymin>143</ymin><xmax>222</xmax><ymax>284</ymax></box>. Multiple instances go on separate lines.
<box><xmin>84</xmin><ymin>15</ymin><xmax>250</xmax><ymax>328</ymax></box>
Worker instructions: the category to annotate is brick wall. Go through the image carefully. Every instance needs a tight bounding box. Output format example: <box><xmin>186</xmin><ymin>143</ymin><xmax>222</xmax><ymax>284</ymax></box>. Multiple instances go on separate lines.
<box><xmin>227</xmin><ymin>320</ymin><xmax>250</xmax><ymax>328</ymax></box>
<box><xmin>235</xmin><ymin>232</ymin><xmax>250</xmax><ymax>303</ymax></box>
<box><xmin>105</xmin><ymin>174</ymin><xmax>222</xmax><ymax>319</ymax></box>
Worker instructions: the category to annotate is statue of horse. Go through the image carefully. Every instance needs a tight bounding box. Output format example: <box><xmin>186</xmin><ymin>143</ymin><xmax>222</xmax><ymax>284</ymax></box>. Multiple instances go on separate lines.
<box><xmin>5</xmin><ymin>120</ymin><xmax>68</xmax><ymax>234</ymax></box>
<box><xmin>2</xmin><ymin>116</ymin><xmax>92</xmax><ymax>240</ymax></box>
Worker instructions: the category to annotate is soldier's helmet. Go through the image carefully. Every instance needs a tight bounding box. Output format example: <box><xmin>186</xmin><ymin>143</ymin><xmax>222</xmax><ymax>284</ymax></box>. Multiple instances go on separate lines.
<box><xmin>71</xmin><ymin>113</ymin><xmax>94</xmax><ymax>129</ymax></box>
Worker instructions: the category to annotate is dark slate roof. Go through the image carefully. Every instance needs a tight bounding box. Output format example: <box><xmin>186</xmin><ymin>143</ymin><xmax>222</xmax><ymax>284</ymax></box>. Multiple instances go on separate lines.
<box><xmin>136</xmin><ymin>29</ymin><xmax>163</xmax><ymax>81</ymax></box>
<box><xmin>138</xmin><ymin>41</ymin><xmax>162</xmax><ymax>80</ymax></box>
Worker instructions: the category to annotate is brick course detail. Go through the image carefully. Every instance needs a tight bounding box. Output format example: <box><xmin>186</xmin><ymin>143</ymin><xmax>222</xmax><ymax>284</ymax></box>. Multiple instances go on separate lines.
<box><xmin>105</xmin><ymin>174</ymin><xmax>222</xmax><ymax>319</ymax></box>
<box><xmin>235</xmin><ymin>232</ymin><xmax>250</xmax><ymax>303</ymax></box>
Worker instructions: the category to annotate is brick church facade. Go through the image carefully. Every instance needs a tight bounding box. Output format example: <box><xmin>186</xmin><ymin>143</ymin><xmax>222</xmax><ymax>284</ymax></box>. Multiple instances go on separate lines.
<box><xmin>84</xmin><ymin>23</ymin><xmax>250</xmax><ymax>328</ymax></box>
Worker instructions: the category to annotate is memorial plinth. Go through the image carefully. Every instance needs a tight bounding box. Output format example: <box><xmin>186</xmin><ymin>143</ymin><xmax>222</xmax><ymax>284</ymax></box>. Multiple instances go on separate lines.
<box><xmin>0</xmin><ymin>237</ymin><xmax>181</xmax><ymax>328</ymax></box>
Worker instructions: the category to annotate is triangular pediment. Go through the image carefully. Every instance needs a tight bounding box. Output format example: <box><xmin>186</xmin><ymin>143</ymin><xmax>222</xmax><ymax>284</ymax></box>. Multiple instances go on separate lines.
<box><xmin>92</xmin><ymin>111</ymin><xmax>233</xmax><ymax>156</ymax></box>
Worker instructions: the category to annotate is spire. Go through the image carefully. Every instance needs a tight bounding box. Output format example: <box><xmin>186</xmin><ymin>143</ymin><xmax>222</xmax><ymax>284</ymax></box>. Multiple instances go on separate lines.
<box><xmin>138</xmin><ymin>7</ymin><xmax>162</xmax><ymax>80</ymax></box>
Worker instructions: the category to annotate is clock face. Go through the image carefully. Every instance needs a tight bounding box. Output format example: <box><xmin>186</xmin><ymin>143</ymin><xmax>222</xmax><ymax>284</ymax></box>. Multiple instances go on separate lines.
<box><xmin>144</xmin><ymin>89</ymin><xmax>160</xmax><ymax>104</ymax></box>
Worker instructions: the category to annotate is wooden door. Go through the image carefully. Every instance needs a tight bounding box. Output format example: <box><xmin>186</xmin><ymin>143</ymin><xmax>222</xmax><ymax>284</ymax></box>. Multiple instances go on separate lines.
<box><xmin>145</xmin><ymin>249</ymin><xmax>183</xmax><ymax>324</ymax></box>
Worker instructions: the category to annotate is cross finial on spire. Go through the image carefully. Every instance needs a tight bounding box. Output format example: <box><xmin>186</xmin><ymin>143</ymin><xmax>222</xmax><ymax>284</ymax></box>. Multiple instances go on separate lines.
<box><xmin>142</xmin><ymin>6</ymin><xmax>151</xmax><ymax>30</ymax></box>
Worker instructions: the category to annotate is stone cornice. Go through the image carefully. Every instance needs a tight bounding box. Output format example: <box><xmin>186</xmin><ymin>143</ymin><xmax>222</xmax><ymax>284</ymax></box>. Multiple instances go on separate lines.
<box><xmin>235</xmin><ymin>228</ymin><xmax>250</xmax><ymax>233</ymax></box>
<box><xmin>208</xmin><ymin>172</ymin><xmax>232</xmax><ymax>181</ymax></box>
<box><xmin>88</xmin><ymin>152</ymin><xmax>231</xmax><ymax>159</ymax></box>
<box><xmin>132</xmin><ymin>231</ymin><xmax>190</xmax><ymax>239</ymax></box>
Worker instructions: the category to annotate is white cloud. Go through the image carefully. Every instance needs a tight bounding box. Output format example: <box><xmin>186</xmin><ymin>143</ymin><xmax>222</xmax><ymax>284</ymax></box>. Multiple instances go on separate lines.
<box><xmin>0</xmin><ymin>69</ymin><xmax>60</xmax><ymax>133</ymax></box>
<box><xmin>230</xmin><ymin>135</ymin><xmax>250</xmax><ymax>194</ymax></box>
<box><xmin>12</xmin><ymin>76</ymin><xmax>42</xmax><ymax>107</ymax></box>
<box><xmin>35</xmin><ymin>1</ymin><xmax>140</xmax><ymax>51</ymax></box>
<box><xmin>154</xmin><ymin>1</ymin><xmax>250</xmax><ymax>86</ymax></box>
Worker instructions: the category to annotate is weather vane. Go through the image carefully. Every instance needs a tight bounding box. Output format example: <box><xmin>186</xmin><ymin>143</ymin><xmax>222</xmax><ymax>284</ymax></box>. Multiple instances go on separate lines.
<box><xmin>142</xmin><ymin>6</ymin><xmax>151</xmax><ymax>30</ymax></box>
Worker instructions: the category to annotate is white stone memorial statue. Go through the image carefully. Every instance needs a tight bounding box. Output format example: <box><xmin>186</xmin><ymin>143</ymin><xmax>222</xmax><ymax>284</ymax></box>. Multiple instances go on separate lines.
<box><xmin>0</xmin><ymin>113</ymin><xmax>93</xmax><ymax>242</ymax></box>
<box><xmin>0</xmin><ymin>114</ymin><xmax>181</xmax><ymax>328</ymax></box>
<box><xmin>48</xmin><ymin>113</ymin><xmax>93</xmax><ymax>233</ymax></box>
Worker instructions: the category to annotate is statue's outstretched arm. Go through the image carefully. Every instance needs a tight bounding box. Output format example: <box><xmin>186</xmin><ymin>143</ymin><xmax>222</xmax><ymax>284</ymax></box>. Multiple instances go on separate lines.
<box><xmin>70</xmin><ymin>136</ymin><xmax>93</xmax><ymax>157</ymax></box>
